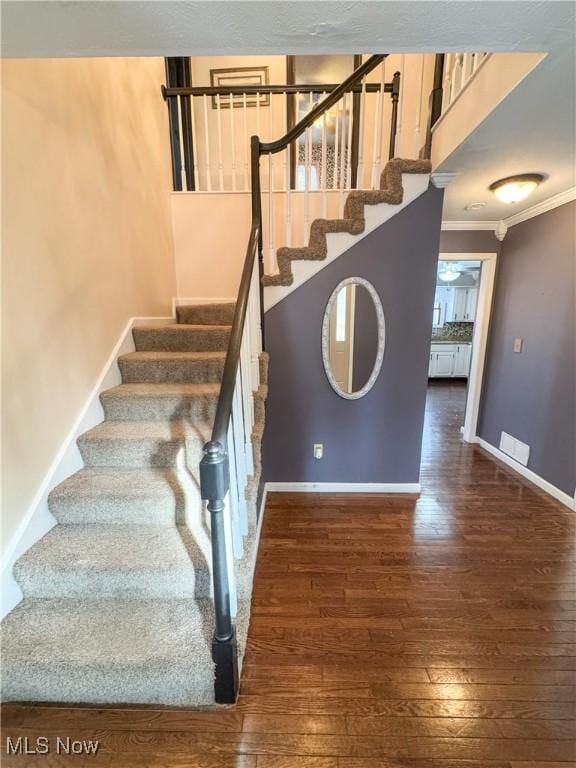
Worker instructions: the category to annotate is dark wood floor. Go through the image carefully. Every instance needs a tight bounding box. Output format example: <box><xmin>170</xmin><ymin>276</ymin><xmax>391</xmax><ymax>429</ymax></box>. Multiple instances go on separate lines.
<box><xmin>2</xmin><ymin>381</ymin><xmax>575</xmax><ymax>767</ymax></box>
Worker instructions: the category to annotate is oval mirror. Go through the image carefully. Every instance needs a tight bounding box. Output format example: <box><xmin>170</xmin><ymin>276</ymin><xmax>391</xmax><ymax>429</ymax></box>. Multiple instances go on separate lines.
<box><xmin>322</xmin><ymin>277</ymin><xmax>385</xmax><ymax>399</ymax></box>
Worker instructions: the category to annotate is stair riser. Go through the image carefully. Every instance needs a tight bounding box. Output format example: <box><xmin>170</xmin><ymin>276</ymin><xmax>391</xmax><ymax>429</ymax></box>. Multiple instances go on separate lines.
<box><xmin>119</xmin><ymin>359</ymin><xmax>224</xmax><ymax>384</ymax></box>
<box><xmin>14</xmin><ymin>563</ymin><xmax>211</xmax><ymax>600</ymax></box>
<box><xmin>133</xmin><ymin>328</ymin><xmax>230</xmax><ymax>353</ymax></box>
<box><xmin>100</xmin><ymin>393</ymin><xmax>218</xmax><ymax>422</ymax></box>
<box><xmin>176</xmin><ymin>305</ymin><xmax>235</xmax><ymax>326</ymax></box>
<box><xmin>77</xmin><ymin>437</ymin><xmax>203</xmax><ymax>469</ymax></box>
<box><xmin>2</xmin><ymin>664</ymin><xmax>215</xmax><ymax>707</ymax></box>
<box><xmin>48</xmin><ymin>495</ymin><xmax>182</xmax><ymax>526</ymax></box>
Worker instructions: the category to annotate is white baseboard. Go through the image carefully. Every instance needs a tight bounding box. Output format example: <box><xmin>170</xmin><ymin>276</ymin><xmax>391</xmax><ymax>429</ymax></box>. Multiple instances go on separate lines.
<box><xmin>476</xmin><ymin>437</ymin><xmax>576</xmax><ymax>511</ymax></box>
<box><xmin>1</xmin><ymin>313</ymin><xmax>176</xmax><ymax>620</ymax></box>
<box><xmin>265</xmin><ymin>482</ymin><xmax>421</xmax><ymax>494</ymax></box>
<box><xmin>252</xmin><ymin>485</ymin><xmax>267</xmax><ymax>571</ymax></box>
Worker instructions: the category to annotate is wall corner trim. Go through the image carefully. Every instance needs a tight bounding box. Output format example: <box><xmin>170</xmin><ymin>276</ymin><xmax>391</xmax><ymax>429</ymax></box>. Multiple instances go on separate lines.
<box><xmin>1</xmin><ymin>312</ymin><xmax>176</xmax><ymax>620</ymax></box>
<box><xmin>265</xmin><ymin>482</ymin><xmax>421</xmax><ymax>494</ymax></box>
<box><xmin>476</xmin><ymin>438</ymin><xmax>576</xmax><ymax>511</ymax></box>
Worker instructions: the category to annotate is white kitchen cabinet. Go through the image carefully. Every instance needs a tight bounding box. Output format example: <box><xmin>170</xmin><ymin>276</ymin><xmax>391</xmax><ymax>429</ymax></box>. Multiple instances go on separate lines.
<box><xmin>429</xmin><ymin>343</ymin><xmax>472</xmax><ymax>378</ymax></box>
<box><xmin>453</xmin><ymin>344</ymin><xmax>472</xmax><ymax>376</ymax></box>
<box><xmin>448</xmin><ymin>287</ymin><xmax>478</xmax><ymax>322</ymax></box>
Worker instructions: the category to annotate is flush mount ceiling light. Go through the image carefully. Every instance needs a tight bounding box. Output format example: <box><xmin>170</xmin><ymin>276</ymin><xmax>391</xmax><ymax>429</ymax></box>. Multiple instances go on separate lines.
<box><xmin>490</xmin><ymin>174</ymin><xmax>544</xmax><ymax>204</ymax></box>
<box><xmin>438</xmin><ymin>264</ymin><xmax>461</xmax><ymax>282</ymax></box>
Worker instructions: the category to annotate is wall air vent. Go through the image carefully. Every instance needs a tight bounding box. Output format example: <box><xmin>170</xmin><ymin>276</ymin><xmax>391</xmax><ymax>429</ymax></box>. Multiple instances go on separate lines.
<box><xmin>499</xmin><ymin>431</ymin><xmax>530</xmax><ymax>466</ymax></box>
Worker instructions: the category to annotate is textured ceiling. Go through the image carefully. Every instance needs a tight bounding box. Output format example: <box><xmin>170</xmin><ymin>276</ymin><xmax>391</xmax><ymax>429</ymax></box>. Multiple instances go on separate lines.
<box><xmin>2</xmin><ymin>1</ymin><xmax>574</xmax><ymax>58</ymax></box>
<box><xmin>439</xmin><ymin>39</ymin><xmax>575</xmax><ymax>222</ymax></box>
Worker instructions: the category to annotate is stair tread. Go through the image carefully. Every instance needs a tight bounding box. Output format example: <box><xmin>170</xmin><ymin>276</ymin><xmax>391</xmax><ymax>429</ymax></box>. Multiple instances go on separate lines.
<box><xmin>16</xmin><ymin>523</ymin><xmax>200</xmax><ymax>575</ymax></box>
<box><xmin>1</xmin><ymin>598</ymin><xmax>215</xmax><ymax>705</ymax></box>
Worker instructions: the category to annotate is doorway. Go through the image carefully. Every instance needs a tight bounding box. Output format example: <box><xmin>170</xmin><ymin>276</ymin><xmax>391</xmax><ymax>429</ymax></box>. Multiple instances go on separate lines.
<box><xmin>427</xmin><ymin>251</ymin><xmax>498</xmax><ymax>445</ymax></box>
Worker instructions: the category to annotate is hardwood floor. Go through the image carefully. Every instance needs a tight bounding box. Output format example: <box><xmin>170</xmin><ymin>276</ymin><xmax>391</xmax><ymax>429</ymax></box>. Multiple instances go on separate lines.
<box><xmin>2</xmin><ymin>381</ymin><xmax>575</xmax><ymax>767</ymax></box>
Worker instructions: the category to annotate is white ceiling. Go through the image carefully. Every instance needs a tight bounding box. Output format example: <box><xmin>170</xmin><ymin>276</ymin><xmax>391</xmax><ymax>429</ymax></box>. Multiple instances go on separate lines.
<box><xmin>2</xmin><ymin>1</ymin><xmax>574</xmax><ymax>58</ymax></box>
<box><xmin>3</xmin><ymin>1</ymin><xmax>574</xmax><ymax>225</ymax></box>
<box><xmin>439</xmin><ymin>38</ymin><xmax>576</xmax><ymax>222</ymax></box>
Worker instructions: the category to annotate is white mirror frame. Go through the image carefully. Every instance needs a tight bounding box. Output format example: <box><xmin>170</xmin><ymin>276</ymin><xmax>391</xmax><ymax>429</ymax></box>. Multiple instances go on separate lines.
<box><xmin>322</xmin><ymin>277</ymin><xmax>386</xmax><ymax>400</ymax></box>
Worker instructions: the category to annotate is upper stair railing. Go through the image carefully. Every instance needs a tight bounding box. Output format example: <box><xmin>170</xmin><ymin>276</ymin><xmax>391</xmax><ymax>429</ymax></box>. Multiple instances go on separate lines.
<box><xmin>161</xmin><ymin>53</ymin><xmax>441</xmax><ymax>703</ymax></box>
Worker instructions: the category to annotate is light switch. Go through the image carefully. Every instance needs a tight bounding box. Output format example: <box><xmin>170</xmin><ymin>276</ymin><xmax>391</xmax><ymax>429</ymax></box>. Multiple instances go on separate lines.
<box><xmin>313</xmin><ymin>444</ymin><xmax>323</xmax><ymax>460</ymax></box>
<box><xmin>513</xmin><ymin>338</ymin><xmax>523</xmax><ymax>353</ymax></box>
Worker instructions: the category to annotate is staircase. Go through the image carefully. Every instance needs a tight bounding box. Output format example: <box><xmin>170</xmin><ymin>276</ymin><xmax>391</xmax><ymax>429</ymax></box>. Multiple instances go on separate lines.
<box><xmin>1</xmin><ymin>304</ymin><xmax>267</xmax><ymax>706</ymax></box>
<box><xmin>2</xmin><ymin>52</ymin><xmax>439</xmax><ymax>707</ymax></box>
<box><xmin>263</xmin><ymin>158</ymin><xmax>432</xmax><ymax>309</ymax></box>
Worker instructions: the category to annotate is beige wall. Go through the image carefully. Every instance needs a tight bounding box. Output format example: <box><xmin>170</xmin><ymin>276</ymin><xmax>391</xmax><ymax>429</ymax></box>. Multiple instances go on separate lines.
<box><xmin>2</xmin><ymin>57</ymin><xmax>176</xmax><ymax>557</ymax></box>
<box><xmin>173</xmin><ymin>54</ymin><xmax>436</xmax><ymax>297</ymax></box>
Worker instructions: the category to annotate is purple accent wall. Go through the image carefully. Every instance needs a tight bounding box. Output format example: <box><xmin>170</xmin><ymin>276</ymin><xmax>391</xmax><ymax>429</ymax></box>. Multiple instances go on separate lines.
<box><xmin>262</xmin><ymin>187</ymin><xmax>444</xmax><ymax>484</ymax></box>
<box><xmin>478</xmin><ymin>202</ymin><xmax>575</xmax><ymax>496</ymax></box>
<box><xmin>439</xmin><ymin>229</ymin><xmax>500</xmax><ymax>254</ymax></box>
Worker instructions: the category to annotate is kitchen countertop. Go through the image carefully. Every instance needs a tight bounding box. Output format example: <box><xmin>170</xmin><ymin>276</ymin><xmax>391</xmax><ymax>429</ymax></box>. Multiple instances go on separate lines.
<box><xmin>431</xmin><ymin>340</ymin><xmax>472</xmax><ymax>345</ymax></box>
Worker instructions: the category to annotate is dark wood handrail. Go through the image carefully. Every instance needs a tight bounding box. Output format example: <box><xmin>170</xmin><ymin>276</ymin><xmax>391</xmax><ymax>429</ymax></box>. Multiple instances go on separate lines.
<box><xmin>260</xmin><ymin>54</ymin><xmax>386</xmax><ymax>155</ymax></box>
<box><xmin>210</xmin><ymin>224</ymin><xmax>259</xmax><ymax>446</ymax></box>
<box><xmin>162</xmin><ymin>82</ymin><xmax>392</xmax><ymax>98</ymax></box>
<box><xmin>199</xmin><ymin>54</ymin><xmax>399</xmax><ymax>704</ymax></box>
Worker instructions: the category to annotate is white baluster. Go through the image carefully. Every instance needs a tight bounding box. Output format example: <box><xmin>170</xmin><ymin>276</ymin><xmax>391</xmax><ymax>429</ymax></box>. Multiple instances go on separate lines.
<box><xmin>338</xmin><ymin>96</ymin><xmax>347</xmax><ymax>217</ymax></box>
<box><xmin>462</xmin><ymin>53</ymin><xmax>473</xmax><ymax>86</ymax></box>
<box><xmin>321</xmin><ymin>102</ymin><xmax>327</xmax><ymax>217</ymax></box>
<box><xmin>243</xmin><ymin>92</ymin><xmax>249</xmax><ymax>191</ymax></box>
<box><xmin>202</xmin><ymin>93</ymin><xmax>212</xmax><ymax>192</ymax></box>
<box><xmin>450</xmin><ymin>54</ymin><xmax>461</xmax><ymax>103</ymax></box>
<box><xmin>226</xmin><ymin>421</ymin><xmax>244</xmax><ymax>559</ymax></box>
<box><xmin>216</xmin><ymin>93</ymin><xmax>224</xmax><ymax>191</ymax></box>
<box><xmin>345</xmin><ymin>90</ymin><xmax>353</xmax><ymax>189</ymax></box>
<box><xmin>239</xmin><ymin>324</ymin><xmax>255</xmax><ymax>476</ymax></box>
<box><xmin>282</xmin><ymin>92</ymin><xmax>291</xmax><ymax>249</ymax></box>
<box><xmin>248</xmin><ymin>255</ymin><xmax>263</xmax><ymax>386</ymax></box>
<box><xmin>176</xmin><ymin>96</ymin><xmax>187</xmax><ymax>190</ymax></box>
<box><xmin>414</xmin><ymin>53</ymin><xmax>425</xmax><ymax>159</ymax></box>
<box><xmin>371</xmin><ymin>63</ymin><xmax>383</xmax><ymax>187</ymax></box>
<box><xmin>442</xmin><ymin>54</ymin><xmax>453</xmax><ymax>112</ymax></box>
<box><xmin>229</xmin><ymin>93</ymin><xmax>236</xmax><ymax>192</ymax></box>
<box><xmin>333</xmin><ymin>95</ymin><xmax>340</xmax><ymax>191</ymax></box>
<box><xmin>356</xmin><ymin>76</ymin><xmax>366</xmax><ymax>189</ymax></box>
<box><xmin>285</xmin><ymin>141</ymin><xmax>292</xmax><ymax>247</ymax></box>
<box><xmin>307</xmin><ymin>92</ymin><xmax>313</xmax><ymax>192</ymax></box>
<box><xmin>268</xmin><ymin>151</ymin><xmax>275</xmax><ymax>274</ymax></box>
<box><xmin>190</xmin><ymin>95</ymin><xmax>200</xmax><ymax>191</ymax></box>
<box><xmin>222</xmin><ymin>486</ymin><xmax>238</xmax><ymax>617</ymax></box>
<box><xmin>232</xmin><ymin>368</ymin><xmax>249</xmax><ymax>537</ymax></box>
<box><xmin>304</xmin><ymin>122</ymin><xmax>310</xmax><ymax>245</ymax></box>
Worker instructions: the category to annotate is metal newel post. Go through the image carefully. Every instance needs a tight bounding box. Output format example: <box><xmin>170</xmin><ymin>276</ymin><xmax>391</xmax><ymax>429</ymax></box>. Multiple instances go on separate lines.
<box><xmin>200</xmin><ymin>440</ymin><xmax>238</xmax><ymax>702</ymax></box>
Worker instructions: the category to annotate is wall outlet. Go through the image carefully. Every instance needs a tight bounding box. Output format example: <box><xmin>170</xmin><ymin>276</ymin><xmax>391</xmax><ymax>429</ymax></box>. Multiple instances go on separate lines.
<box><xmin>513</xmin><ymin>337</ymin><xmax>523</xmax><ymax>353</ymax></box>
<box><xmin>313</xmin><ymin>443</ymin><xmax>323</xmax><ymax>460</ymax></box>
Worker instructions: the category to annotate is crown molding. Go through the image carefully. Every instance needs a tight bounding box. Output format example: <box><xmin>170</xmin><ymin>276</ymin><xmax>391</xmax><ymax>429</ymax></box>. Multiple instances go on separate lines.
<box><xmin>503</xmin><ymin>186</ymin><xmax>576</xmax><ymax>228</ymax></box>
<box><xmin>441</xmin><ymin>220</ymin><xmax>498</xmax><ymax>231</ymax></box>
<box><xmin>441</xmin><ymin>186</ymin><xmax>576</xmax><ymax>234</ymax></box>
<box><xmin>431</xmin><ymin>172</ymin><xmax>458</xmax><ymax>189</ymax></box>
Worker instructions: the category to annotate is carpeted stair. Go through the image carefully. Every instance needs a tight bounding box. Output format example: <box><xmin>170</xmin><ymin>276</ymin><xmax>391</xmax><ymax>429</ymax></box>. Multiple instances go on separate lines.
<box><xmin>1</xmin><ymin>302</ymin><xmax>267</xmax><ymax>707</ymax></box>
<box><xmin>262</xmin><ymin>157</ymin><xmax>432</xmax><ymax>287</ymax></box>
